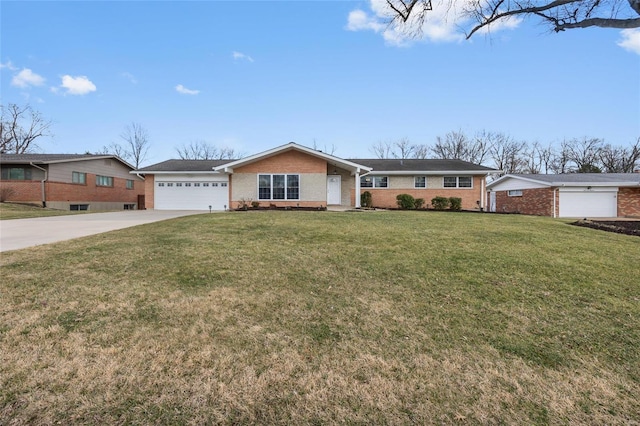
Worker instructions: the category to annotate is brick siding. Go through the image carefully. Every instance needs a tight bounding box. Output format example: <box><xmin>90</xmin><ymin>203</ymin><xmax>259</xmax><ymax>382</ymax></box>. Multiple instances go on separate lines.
<box><xmin>0</xmin><ymin>173</ymin><xmax>144</xmax><ymax>209</ymax></box>
<box><xmin>618</xmin><ymin>187</ymin><xmax>640</xmax><ymax>217</ymax></box>
<box><xmin>145</xmin><ymin>174</ymin><xmax>155</xmax><ymax>209</ymax></box>
<box><xmin>494</xmin><ymin>188</ymin><xmax>555</xmax><ymax>216</ymax></box>
<box><xmin>361</xmin><ymin>176</ymin><xmax>486</xmax><ymax>210</ymax></box>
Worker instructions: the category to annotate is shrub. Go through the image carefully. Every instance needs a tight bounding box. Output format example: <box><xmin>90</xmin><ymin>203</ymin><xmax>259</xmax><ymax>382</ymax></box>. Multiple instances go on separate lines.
<box><xmin>449</xmin><ymin>197</ymin><xmax>462</xmax><ymax>211</ymax></box>
<box><xmin>0</xmin><ymin>187</ymin><xmax>15</xmax><ymax>202</ymax></box>
<box><xmin>251</xmin><ymin>201</ymin><xmax>260</xmax><ymax>209</ymax></box>
<box><xmin>414</xmin><ymin>198</ymin><xmax>425</xmax><ymax>209</ymax></box>
<box><xmin>396</xmin><ymin>194</ymin><xmax>416</xmax><ymax>210</ymax></box>
<box><xmin>361</xmin><ymin>191</ymin><xmax>372</xmax><ymax>208</ymax></box>
<box><xmin>431</xmin><ymin>196</ymin><xmax>450</xmax><ymax>210</ymax></box>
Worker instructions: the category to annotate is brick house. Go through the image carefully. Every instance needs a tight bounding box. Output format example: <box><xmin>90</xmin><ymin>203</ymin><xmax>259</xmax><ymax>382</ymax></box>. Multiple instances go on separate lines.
<box><xmin>486</xmin><ymin>173</ymin><xmax>640</xmax><ymax>218</ymax></box>
<box><xmin>137</xmin><ymin>142</ymin><xmax>497</xmax><ymax>211</ymax></box>
<box><xmin>0</xmin><ymin>154</ymin><xmax>145</xmax><ymax>211</ymax></box>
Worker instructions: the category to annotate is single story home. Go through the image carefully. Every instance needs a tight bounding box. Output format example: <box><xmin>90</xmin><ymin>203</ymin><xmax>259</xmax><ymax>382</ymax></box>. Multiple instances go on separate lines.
<box><xmin>486</xmin><ymin>173</ymin><xmax>640</xmax><ymax>218</ymax></box>
<box><xmin>0</xmin><ymin>153</ymin><xmax>145</xmax><ymax>211</ymax></box>
<box><xmin>136</xmin><ymin>142</ymin><xmax>498</xmax><ymax>211</ymax></box>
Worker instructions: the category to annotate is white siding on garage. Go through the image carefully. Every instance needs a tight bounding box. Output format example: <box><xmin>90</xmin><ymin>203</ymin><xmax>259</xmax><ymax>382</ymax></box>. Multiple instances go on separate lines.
<box><xmin>559</xmin><ymin>187</ymin><xmax>618</xmax><ymax>218</ymax></box>
<box><xmin>154</xmin><ymin>174</ymin><xmax>228</xmax><ymax>210</ymax></box>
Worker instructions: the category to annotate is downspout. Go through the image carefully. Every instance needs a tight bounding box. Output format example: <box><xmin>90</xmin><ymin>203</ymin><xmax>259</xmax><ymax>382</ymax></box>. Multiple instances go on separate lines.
<box><xmin>553</xmin><ymin>188</ymin><xmax>557</xmax><ymax>218</ymax></box>
<box><xmin>30</xmin><ymin>162</ymin><xmax>47</xmax><ymax>208</ymax></box>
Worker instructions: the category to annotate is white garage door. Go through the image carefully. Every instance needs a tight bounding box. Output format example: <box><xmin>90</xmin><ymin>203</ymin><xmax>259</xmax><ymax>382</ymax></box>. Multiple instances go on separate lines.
<box><xmin>559</xmin><ymin>190</ymin><xmax>617</xmax><ymax>218</ymax></box>
<box><xmin>155</xmin><ymin>181</ymin><xmax>228</xmax><ymax>211</ymax></box>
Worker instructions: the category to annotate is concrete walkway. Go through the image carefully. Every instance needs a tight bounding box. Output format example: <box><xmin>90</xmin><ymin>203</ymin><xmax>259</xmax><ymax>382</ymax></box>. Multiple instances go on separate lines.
<box><xmin>0</xmin><ymin>210</ymin><xmax>205</xmax><ymax>253</ymax></box>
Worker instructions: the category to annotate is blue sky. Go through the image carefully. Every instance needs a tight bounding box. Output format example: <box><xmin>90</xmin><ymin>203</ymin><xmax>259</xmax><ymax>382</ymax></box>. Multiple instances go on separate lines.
<box><xmin>1</xmin><ymin>0</ymin><xmax>639</xmax><ymax>166</ymax></box>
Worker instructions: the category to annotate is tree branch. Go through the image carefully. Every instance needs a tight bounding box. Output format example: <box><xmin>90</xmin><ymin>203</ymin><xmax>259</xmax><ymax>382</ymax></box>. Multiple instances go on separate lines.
<box><xmin>554</xmin><ymin>16</ymin><xmax>640</xmax><ymax>30</ymax></box>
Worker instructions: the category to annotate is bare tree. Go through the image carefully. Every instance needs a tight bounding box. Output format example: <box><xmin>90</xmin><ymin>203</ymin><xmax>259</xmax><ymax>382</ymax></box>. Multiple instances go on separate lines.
<box><xmin>385</xmin><ymin>0</ymin><xmax>640</xmax><ymax>38</ymax></box>
<box><xmin>370</xmin><ymin>141</ymin><xmax>394</xmax><ymax>159</ymax></box>
<box><xmin>432</xmin><ymin>130</ymin><xmax>492</xmax><ymax>164</ymax></box>
<box><xmin>487</xmin><ymin>132</ymin><xmax>526</xmax><ymax>175</ymax></box>
<box><xmin>599</xmin><ymin>138</ymin><xmax>640</xmax><ymax>172</ymax></box>
<box><xmin>0</xmin><ymin>103</ymin><xmax>52</xmax><ymax>154</ymax></box>
<box><xmin>120</xmin><ymin>122</ymin><xmax>150</xmax><ymax>168</ymax></box>
<box><xmin>98</xmin><ymin>142</ymin><xmax>129</xmax><ymax>159</ymax></box>
<box><xmin>175</xmin><ymin>141</ymin><xmax>240</xmax><ymax>160</ymax></box>
<box><xmin>564</xmin><ymin>137</ymin><xmax>603</xmax><ymax>172</ymax></box>
<box><xmin>311</xmin><ymin>139</ymin><xmax>337</xmax><ymax>155</ymax></box>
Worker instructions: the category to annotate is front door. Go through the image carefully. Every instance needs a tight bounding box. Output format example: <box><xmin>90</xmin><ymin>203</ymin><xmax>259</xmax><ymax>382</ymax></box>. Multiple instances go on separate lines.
<box><xmin>327</xmin><ymin>175</ymin><xmax>342</xmax><ymax>205</ymax></box>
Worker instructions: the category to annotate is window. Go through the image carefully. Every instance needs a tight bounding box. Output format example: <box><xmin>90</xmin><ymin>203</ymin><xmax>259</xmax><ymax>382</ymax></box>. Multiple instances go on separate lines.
<box><xmin>221</xmin><ymin>182</ymin><xmax>228</xmax><ymax>187</ymax></box>
<box><xmin>176</xmin><ymin>183</ymin><xmax>183</xmax><ymax>187</ymax></box>
<box><xmin>1</xmin><ymin>167</ymin><xmax>32</xmax><ymax>180</ymax></box>
<box><xmin>360</xmin><ymin>176</ymin><xmax>388</xmax><ymax>188</ymax></box>
<box><xmin>167</xmin><ymin>183</ymin><xmax>174</xmax><ymax>187</ymax></box>
<box><xmin>70</xmin><ymin>204</ymin><xmax>89</xmax><ymax>211</ymax></box>
<box><xmin>124</xmin><ymin>204</ymin><xmax>135</xmax><ymax>210</ymax></box>
<box><xmin>194</xmin><ymin>183</ymin><xmax>201</xmax><ymax>187</ymax></box>
<box><xmin>72</xmin><ymin>171</ymin><xmax>86</xmax><ymax>184</ymax></box>
<box><xmin>211</xmin><ymin>182</ymin><xmax>218</xmax><ymax>187</ymax></box>
<box><xmin>414</xmin><ymin>176</ymin><xmax>426</xmax><ymax>188</ymax></box>
<box><xmin>203</xmin><ymin>183</ymin><xmax>209</xmax><ymax>187</ymax></box>
<box><xmin>258</xmin><ymin>174</ymin><xmax>300</xmax><ymax>200</ymax></box>
<box><xmin>185</xmin><ymin>182</ymin><xmax>191</xmax><ymax>187</ymax></box>
<box><xmin>508</xmin><ymin>190</ymin><xmax>523</xmax><ymax>197</ymax></box>
<box><xmin>126</xmin><ymin>179</ymin><xmax>134</xmax><ymax>189</ymax></box>
<box><xmin>96</xmin><ymin>175</ymin><xmax>113</xmax><ymax>187</ymax></box>
<box><xmin>444</xmin><ymin>176</ymin><xmax>473</xmax><ymax>188</ymax></box>
<box><xmin>158</xmin><ymin>182</ymin><xmax>165</xmax><ymax>187</ymax></box>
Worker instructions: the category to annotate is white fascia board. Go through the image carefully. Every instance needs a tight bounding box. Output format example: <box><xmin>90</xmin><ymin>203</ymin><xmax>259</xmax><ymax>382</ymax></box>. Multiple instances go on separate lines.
<box><xmin>555</xmin><ymin>182</ymin><xmax>636</xmax><ymax>187</ymax></box>
<box><xmin>486</xmin><ymin>174</ymin><xmax>552</xmax><ymax>189</ymax></box>
<box><xmin>212</xmin><ymin>142</ymin><xmax>371</xmax><ymax>173</ymax></box>
<box><xmin>132</xmin><ymin>170</ymin><xmax>227</xmax><ymax>175</ymax></box>
<box><xmin>369</xmin><ymin>170</ymin><xmax>493</xmax><ymax>176</ymax></box>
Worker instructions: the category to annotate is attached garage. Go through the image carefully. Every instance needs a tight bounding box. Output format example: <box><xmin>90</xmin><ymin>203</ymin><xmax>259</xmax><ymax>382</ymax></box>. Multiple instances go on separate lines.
<box><xmin>135</xmin><ymin>159</ymin><xmax>232</xmax><ymax>211</ymax></box>
<box><xmin>559</xmin><ymin>188</ymin><xmax>618</xmax><ymax>218</ymax></box>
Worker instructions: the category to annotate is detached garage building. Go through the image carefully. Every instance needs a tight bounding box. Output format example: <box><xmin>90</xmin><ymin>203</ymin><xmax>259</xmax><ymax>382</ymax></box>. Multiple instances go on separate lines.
<box><xmin>136</xmin><ymin>159</ymin><xmax>232</xmax><ymax>211</ymax></box>
<box><xmin>487</xmin><ymin>173</ymin><xmax>640</xmax><ymax>218</ymax></box>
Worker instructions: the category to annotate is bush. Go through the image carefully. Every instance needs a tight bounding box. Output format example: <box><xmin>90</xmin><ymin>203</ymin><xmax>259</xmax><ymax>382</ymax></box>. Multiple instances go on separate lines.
<box><xmin>449</xmin><ymin>197</ymin><xmax>462</xmax><ymax>211</ymax></box>
<box><xmin>431</xmin><ymin>196</ymin><xmax>450</xmax><ymax>210</ymax></box>
<box><xmin>396</xmin><ymin>194</ymin><xmax>415</xmax><ymax>210</ymax></box>
<box><xmin>361</xmin><ymin>191</ymin><xmax>372</xmax><ymax>208</ymax></box>
<box><xmin>414</xmin><ymin>198</ymin><xmax>425</xmax><ymax>209</ymax></box>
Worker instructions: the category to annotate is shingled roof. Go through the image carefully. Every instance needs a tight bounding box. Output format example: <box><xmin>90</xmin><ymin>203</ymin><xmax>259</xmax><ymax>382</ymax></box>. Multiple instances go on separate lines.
<box><xmin>0</xmin><ymin>153</ymin><xmax>135</xmax><ymax>168</ymax></box>
<box><xmin>347</xmin><ymin>158</ymin><xmax>497</xmax><ymax>173</ymax></box>
<box><xmin>136</xmin><ymin>159</ymin><xmax>236</xmax><ymax>172</ymax></box>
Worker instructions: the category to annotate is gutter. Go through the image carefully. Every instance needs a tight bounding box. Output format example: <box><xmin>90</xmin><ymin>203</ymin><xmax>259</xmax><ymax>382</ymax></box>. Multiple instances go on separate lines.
<box><xmin>30</xmin><ymin>162</ymin><xmax>48</xmax><ymax>207</ymax></box>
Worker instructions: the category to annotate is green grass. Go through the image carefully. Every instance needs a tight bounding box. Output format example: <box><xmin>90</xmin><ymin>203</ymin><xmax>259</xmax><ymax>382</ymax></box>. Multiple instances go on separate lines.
<box><xmin>0</xmin><ymin>202</ymin><xmax>86</xmax><ymax>220</ymax></box>
<box><xmin>1</xmin><ymin>211</ymin><xmax>639</xmax><ymax>424</ymax></box>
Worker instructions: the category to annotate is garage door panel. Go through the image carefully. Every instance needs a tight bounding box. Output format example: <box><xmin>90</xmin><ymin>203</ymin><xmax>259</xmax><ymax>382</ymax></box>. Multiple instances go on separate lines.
<box><xmin>559</xmin><ymin>191</ymin><xmax>617</xmax><ymax>218</ymax></box>
<box><xmin>155</xmin><ymin>183</ymin><xmax>228</xmax><ymax>210</ymax></box>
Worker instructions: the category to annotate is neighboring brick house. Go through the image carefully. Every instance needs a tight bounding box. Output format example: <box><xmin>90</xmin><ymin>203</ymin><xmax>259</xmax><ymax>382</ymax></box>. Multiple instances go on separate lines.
<box><xmin>0</xmin><ymin>154</ymin><xmax>145</xmax><ymax>211</ymax></box>
<box><xmin>486</xmin><ymin>173</ymin><xmax>640</xmax><ymax>218</ymax></box>
<box><xmin>137</xmin><ymin>142</ymin><xmax>498</xmax><ymax>211</ymax></box>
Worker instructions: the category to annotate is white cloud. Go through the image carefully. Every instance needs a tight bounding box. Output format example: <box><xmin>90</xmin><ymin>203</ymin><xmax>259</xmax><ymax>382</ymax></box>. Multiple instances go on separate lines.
<box><xmin>121</xmin><ymin>72</ymin><xmax>137</xmax><ymax>84</ymax></box>
<box><xmin>60</xmin><ymin>75</ymin><xmax>97</xmax><ymax>95</ymax></box>
<box><xmin>11</xmin><ymin>68</ymin><xmax>46</xmax><ymax>88</ymax></box>
<box><xmin>618</xmin><ymin>29</ymin><xmax>640</xmax><ymax>55</ymax></box>
<box><xmin>232</xmin><ymin>51</ymin><xmax>254</xmax><ymax>62</ymax></box>
<box><xmin>175</xmin><ymin>84</ymin><xmax>200</xmax><ymax>95</ymax></box>
<box><xmin>1</xmin><ymin>60</ymin><xmax>17</xmax><ymax>71</ymax></box>
<box><xmin>346</xmin><ymin>0</ymin><xmax>520</xmax><ymax>46</ymax></box>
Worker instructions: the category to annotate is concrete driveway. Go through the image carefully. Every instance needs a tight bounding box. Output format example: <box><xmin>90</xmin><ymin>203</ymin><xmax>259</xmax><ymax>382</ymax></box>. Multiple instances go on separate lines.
<box><xmin>0</xmin><ymin>210</ymin><xmax>206</xmax><ymax>253</ymax></box>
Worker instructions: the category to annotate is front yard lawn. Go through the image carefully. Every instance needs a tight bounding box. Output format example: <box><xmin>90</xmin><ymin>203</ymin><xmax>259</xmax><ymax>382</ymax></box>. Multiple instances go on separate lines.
<box><xmin>0</xmin><ymin>202</ymin><xmax>85</xmax><ymax>220</ymax></box>
<box><xmin>1</xmin><ymin>211</ymin><xmax>638</xmax><ymax>424</ymax></box>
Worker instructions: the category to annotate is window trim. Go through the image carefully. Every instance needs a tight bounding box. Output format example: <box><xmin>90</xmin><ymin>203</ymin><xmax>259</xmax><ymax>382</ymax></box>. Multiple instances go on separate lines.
<box><xmin>361</xmin><ymin>175</ymin><xmax>389</xmax><ymax>188</ymax></box>
<box><xmin>507</xmin><ymin>190</ymin><xmax>523</xmax><ymax>197</ymax></box>
<box><xmin>72</xmin><ymin>171</ymin><xmax>86</xmax><ymax>185</ymax></box>
<box><xmin>443</xmin><ymin>176</ymin><xmax>473</xmax><ymax>189</ymax></box>
<box><xmin>257</xmin><ymin>174</ymin><xmax>300</xmax><ymax>201</ymax></box>
<box><xmin>414</xmin><ymin>176</ymin><xmax>427</xmax><ymax>188</ymax></box>
<box><xmin>96</xmin><ymin>175</ymin><xmax>114</xmax><ymax>187</ymax></box>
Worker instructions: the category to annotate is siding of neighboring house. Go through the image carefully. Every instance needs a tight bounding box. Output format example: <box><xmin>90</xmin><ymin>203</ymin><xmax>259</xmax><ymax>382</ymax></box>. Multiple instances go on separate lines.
<box><xmin>493</xmin><ymin>187</ymin><xmax>556</xmax><ymax>216</ymax></box>
<box><xmin>360</xmin><ymin>175</ymin><xmax>486</xmax><ymax>210</ymax></box>
<box><xmin>0</xmin><ymin>160</ymin><xmax>144</xmax><ymax>210</ymax></box>
<box><xmin>618</xmin><ymin>187</ymin><xmax>640</xmax><ymax>217</ymax></box>
<box><xmin>230</xmin><ymin>150</ymin><xmax>329</xmax><ymax>208</ymax></box>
